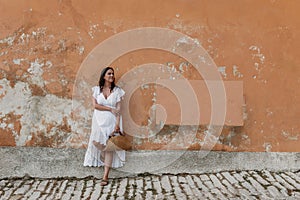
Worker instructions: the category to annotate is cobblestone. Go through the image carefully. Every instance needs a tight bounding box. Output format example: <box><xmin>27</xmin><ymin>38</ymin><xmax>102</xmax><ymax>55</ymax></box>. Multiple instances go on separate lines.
<box><xmin>0</xmin><ymin>170</ymin><xmax>299</xmax><ymax>199</ymax></box>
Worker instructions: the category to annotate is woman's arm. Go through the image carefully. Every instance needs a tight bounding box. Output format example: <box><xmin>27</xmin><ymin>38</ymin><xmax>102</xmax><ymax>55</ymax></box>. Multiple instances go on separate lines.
<box><xmin>92</xmin><ymin>97</ymin><xmax>112</xmax><ymax>111</ymax></box>
<box><xmin>115</xmin><ymin>101</ymin><xmax>121</xmax><ymax>130</ymax></box>
<box><xmin>92</xmin><ymin>97</ymin><xmax>120</xmax><ymax>116</ymax></box>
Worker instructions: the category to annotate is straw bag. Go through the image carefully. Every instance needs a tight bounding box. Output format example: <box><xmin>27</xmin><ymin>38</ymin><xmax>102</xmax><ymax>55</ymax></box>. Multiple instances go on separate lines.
<box><xmin>105</xmin><ymin>132</ymin><xmax>132</xmax><ymax>151</ymax></box>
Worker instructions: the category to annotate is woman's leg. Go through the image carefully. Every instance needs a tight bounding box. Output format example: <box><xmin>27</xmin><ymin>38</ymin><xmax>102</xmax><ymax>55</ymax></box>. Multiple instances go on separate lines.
<box><xmin>93</xmin><ymin>141</ymin><xmax>106</xmax><ymax>151</ymax></box>
<box><xmin>102</xmin><ymin>151</ymin><xmax>113</xmax><ymax>182</ymax></box>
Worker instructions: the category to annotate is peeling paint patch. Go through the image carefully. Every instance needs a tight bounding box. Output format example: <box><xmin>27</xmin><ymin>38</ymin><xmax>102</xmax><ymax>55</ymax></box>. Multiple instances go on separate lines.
<box><xmin>249</xmin><ymin>46</ymin><xmax>265</xmax><ymax>64</ymax></box>
<box><xmin>0</xmin><ymin>79</ymin><xmax>32</xmax><ymax>116</ymax></box>
<box><xmin>17</xmin><ymin>94</ymin><xmax>74</xmax><ymax>146</ymax></box>
<box><xmin>176</xmin><ymin>36</ymin><xmax>201</xmax><ymax>47</ymax></box>
<box><xmin>166</xmin><ymin>62</ymin><xmax>177</xmax><ymax>73</ymax></box>
<box><xmin>27</xmin><ymin>59</ymin><xmax>45</xmax><ymax>87</ymax></box>
<box><xmin>266</xmin><ymin>108</ymin><xmax>273</xmax><ymax>117</ymax></box>
<box><xmin>173</xmin><ymin>36</ymin><xmax>199</xmax><ymax>55</ymax></box>
<box><xmin>0</xmin><ymin>36</ymin><xmax>15</xmax><ymax>46</ymax></box>
<box><xmin>32</xmin><ymin>27</ymin><xmax>47</xmax><ymax>39</ymax></box>
<box><xmin>77</xmin><ymin>46</ymin><xmax>85</xmax><ymax>55</ymax></box>
<box><xmin>241</xmin><ymin>134</ymin><xmax>251</xmax><ymax>145</ymax></box>
<box><xmin>218</xmin><ymin>66</ymin><xmax>227</xmax><ymax>78</ymax></box>
<box><xmin>45</xmin><ymin>61</ymin><xmax>53</xmax><ymax>68</ymax></box>
<box><xmin>281</xmin><ymin>130</ymin><xmax>299</xmax><ymax>141</ymax></box>
<box><xmin>263</xmin><ymin>143</ymin><xmax>272</xmax><ymax>152</ymax></box>
<box><xmin>179</xmin><ymin>62</ymin><xmax>189</xmax><ymax>73</ymax></box>
<box><xmin>198</xmin><ymin>55</ymin><xmax>206</xmax><ymax>64</ymax></box>
<box><xmin>18</xmin><ymin>27</ymin><xmax>47</xmax><ymax>45</ymax></box>
<box><xmin>58</xmin><ymin>39</ymin><xmax>67</xmax><ymax>52</ymax></box>
<box><xmin>167</xmin><ymin>18</ymin><xmax>206</xmax><ymax>35</ymax></box>
<box><xmin>203</xmin><ymin>125</ymin><xmax>219</xmax><ymax>145</ymax></box>
<box><xmin>249</xmin><ymin>45</ymin><xmax>266</xmax><ymax>73</ymax></box>
<box><xmin>140</xmin><ymin>84</ymin><xmax>149</xmax><ymax>90</ymax></box>
<box><xmin>0</xmin><ymin>51</ymin><xmax>8</xmax><ymax>57</ymax></box>
<box><xmin>0</xmin><ymin>79</ymin><xmax>32</xmax><ymax>142</ymax></box>
<box><xmin>18</xmin><ymin>33</ymin><xmax>31</xmax><ymax>44</ymax></box>
<box><xmin>233</xmin><ymin>65</ymin><xmax>243</xmax><ymax>78</ymax></box>
<box><xmin>0</xmin><ymin>77</ymin><xmax>89</xmax><ymax>147</ymax></box>
<box><xmin>13</xmin><ymin>58</ymin><xmax>26</xmax><ymax>65</ymax></box>
<box><xmin>164</xmin><ymin>62</ymin><xmax>186</xmax><ymax>80</ymax></box>
<box><xmin>88</xmin><ymin>23</ymin><xmax>100</xmax><ymax>39</ymax></box>
<box><xmin>103</xmin><ymin>18</ymin><xmax>123</xmax><ymax>34</ymax></box>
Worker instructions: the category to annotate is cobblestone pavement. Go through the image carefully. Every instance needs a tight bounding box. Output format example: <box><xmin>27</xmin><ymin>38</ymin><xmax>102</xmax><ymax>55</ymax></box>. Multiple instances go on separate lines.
<box><xmin>0</xmin><ymin>170</ymin><xmax>299</xmax><ymax>200</ymax></box>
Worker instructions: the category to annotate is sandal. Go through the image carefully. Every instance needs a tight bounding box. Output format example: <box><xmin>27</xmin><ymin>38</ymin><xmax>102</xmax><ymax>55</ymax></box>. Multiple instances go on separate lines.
<box><xmin>100</xmin><ymin>179</ymin><xmax>109</xmax><ymax>186</ymax></box>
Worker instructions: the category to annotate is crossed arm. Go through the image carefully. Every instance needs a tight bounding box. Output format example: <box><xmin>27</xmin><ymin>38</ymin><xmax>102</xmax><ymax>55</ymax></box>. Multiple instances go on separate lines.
<box><xmin>92</xmin><ymin>97</ymin><xmax>121</xmax><ymax>132</ymax></box>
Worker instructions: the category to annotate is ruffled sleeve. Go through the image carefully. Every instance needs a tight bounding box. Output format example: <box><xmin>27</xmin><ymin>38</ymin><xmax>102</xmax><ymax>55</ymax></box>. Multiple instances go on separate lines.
<box><xmin>116</xmin><ymin>87</ymin><xmax>125</xmax><ymax>102</ymax></box>
<box><xmin>92</xmin><ymin>86</ymin><xmax>100</xmax><ymax>99</ymax></box>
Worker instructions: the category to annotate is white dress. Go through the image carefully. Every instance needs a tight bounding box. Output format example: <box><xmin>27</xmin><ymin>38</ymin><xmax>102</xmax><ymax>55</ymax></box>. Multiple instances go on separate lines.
<box><xmin>83</xmin><ymin>86</ymin><xmax>126</xmax><ymax>168</ymax></box>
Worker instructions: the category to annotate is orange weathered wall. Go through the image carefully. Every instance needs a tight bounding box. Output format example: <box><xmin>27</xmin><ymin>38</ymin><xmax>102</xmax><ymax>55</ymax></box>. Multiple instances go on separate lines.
<box><xmin>0</xmin><ymin>0</ymin><xmax>299</xmax><ymax>151</ymax></box>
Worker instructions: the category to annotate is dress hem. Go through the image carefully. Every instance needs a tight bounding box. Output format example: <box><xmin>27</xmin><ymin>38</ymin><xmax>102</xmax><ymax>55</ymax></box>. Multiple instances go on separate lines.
<box><xmin>83</xmin><ymin>164</ymin><xmax>125</xmax><ymax>169</ymax></box>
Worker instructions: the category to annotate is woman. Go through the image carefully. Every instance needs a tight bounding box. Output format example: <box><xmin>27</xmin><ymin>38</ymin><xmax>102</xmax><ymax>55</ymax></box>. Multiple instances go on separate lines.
<box><xmin>84</xmin><ymin>67</ymin><xmax>125</xmax><ymax>186</ymax></box>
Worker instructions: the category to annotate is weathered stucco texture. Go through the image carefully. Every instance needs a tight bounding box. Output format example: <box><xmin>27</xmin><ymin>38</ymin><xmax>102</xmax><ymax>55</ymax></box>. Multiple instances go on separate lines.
<box><xmin>0</xmin><ymin>0</ymin><xmax>299</xmax><ymax>151</ymax></box>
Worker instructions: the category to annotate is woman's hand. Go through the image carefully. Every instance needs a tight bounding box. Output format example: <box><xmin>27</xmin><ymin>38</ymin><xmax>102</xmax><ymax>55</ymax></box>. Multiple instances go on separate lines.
<box><xmin>111</xmin><ymin>108</ymin><xmax>120</xmax><ymax>116</ymax></box>
<box><xmin>108</xmin><ymin>124</ymin><xmax>120</xmax><ymax>139</ymax></box>
<box><xmin>114</xmin><ymin>124</ymin><xmax>120</xmax><ymax>133</ymax></box>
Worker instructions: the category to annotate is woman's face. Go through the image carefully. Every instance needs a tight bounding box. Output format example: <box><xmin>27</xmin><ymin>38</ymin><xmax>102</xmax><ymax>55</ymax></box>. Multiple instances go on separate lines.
<box><xmin>104</xmin><ymin>69</ymin><xmax>115</xmax><ymax>83</ymax></box>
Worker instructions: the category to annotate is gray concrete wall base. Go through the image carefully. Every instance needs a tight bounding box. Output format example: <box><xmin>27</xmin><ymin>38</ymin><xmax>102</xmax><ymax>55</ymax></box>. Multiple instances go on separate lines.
<box><xmin>0</xmin><ymin>147</ymin><xmax>299</xmax><ymax>179</ymax></box>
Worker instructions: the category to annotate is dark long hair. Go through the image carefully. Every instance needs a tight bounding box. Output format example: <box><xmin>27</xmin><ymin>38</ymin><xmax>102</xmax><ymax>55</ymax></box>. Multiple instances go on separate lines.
<box><xmin>99</xmin><ymin>67</ymin><xmax>115</xmax><ymax>92</ymax></box>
